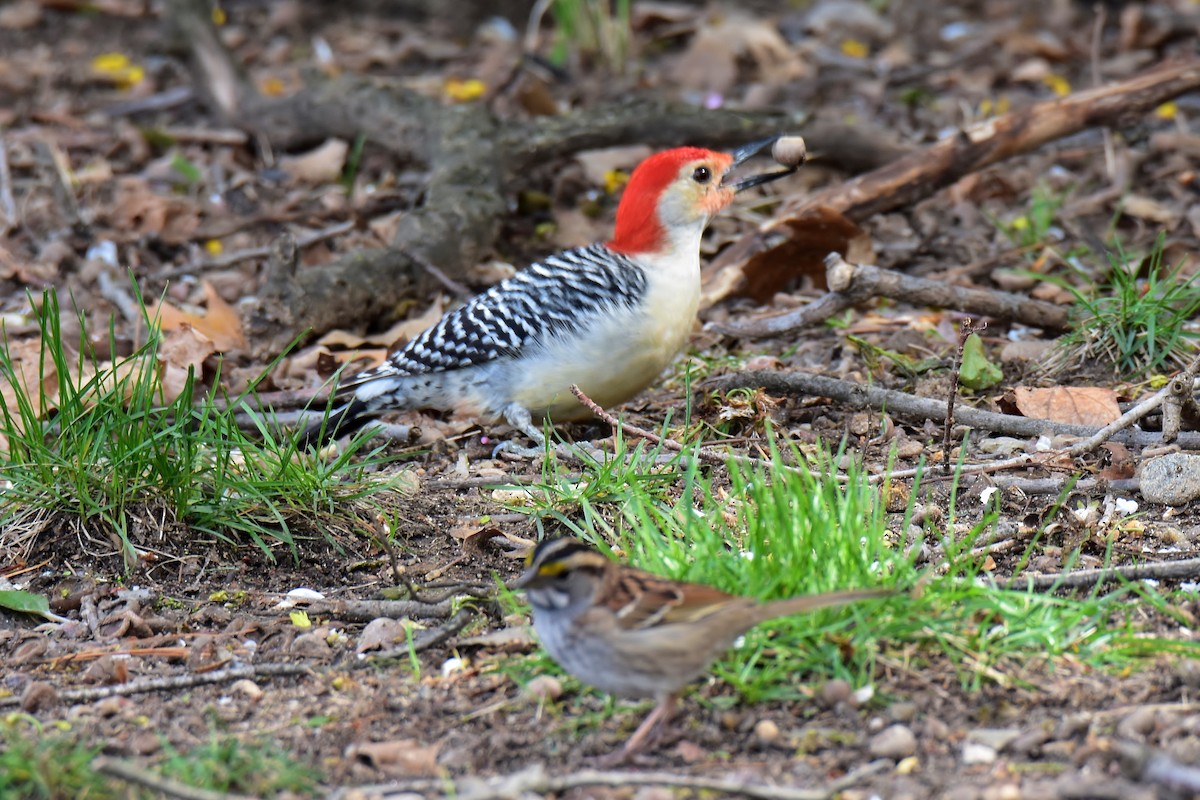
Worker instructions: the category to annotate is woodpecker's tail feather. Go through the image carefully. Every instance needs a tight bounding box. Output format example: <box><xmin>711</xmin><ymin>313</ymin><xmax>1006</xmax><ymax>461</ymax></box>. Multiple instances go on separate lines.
<box><xmin>297</xmin><ymin>396</ymin><xmax>375</xmax><ymax>448</ymax></box>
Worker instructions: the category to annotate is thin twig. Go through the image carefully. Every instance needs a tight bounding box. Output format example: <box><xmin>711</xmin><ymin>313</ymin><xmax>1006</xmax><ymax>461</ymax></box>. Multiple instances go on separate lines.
<box><xmin>0</xmin><ymin>134</ymin><xmax>16</xmax><ymax>234</ymax></box>
<box><xmin>1003</xmin><ymin>555</ymin><xmax>1200</xmax><ymax>591</ymax></box>
<box><xmin>338</xmin><ymin>758</ymin><xmax>892</xmax><ymax>800</ymax></box>
<box><xmin>569</xmin><ymin>384</ymin><xmax>818</xmax><ymax>477</ymax></box>
<box><xmin>93</xmin><ymin>757</ymin><xmax>254</xmax><ymax>800</ymax></box>
<box><xmin>943</xmin><ymin>320</ymin><xmax>984</xmax><ymax>472</ymax></box>
<box><xmin>710</xmin><ymin>370</ymin><xmax>1200</xmax><ymax>463</ymax></box>
<box><xmin>97</xmin><ymin>270</ymin><xmax>143</xmax><ymax>324</ymax></box>
<box><xmin>186</xmin><ymin>219</ymin><xmax>355</xmax><ymax>272</ymax></box>
<box><xmin>369</xmin><ymin>608</ymin><xmax>476</xmax><ymax>662</ymax></box>
<box><xmin>0</xmin><ymin>663</ymin><xmax>309</xmax><ymax>709</ymax></box>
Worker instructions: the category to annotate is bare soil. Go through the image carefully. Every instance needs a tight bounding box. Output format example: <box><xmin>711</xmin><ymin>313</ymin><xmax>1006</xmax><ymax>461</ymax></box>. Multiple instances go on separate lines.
<box><xmin>3</xmin><ymin>1</ymin><xmax>1200</xmax><ymax>798</ymax></box>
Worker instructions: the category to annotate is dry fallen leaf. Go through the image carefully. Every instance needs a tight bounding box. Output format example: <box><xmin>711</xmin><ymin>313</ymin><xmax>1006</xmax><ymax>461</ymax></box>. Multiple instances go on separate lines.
<box><xmin>279</xmin><ymin>138</ymin><xmax>349</xmax><ymax>184</ymax></box>
<box><xmin>1010</xmin><ymin>386</ymin><xmax>1121</xmax><ymax>427</ymax></box>
<box><xmin>156</xmin><ymin>325</ymin><xmax>217</xmax><ymax>403</ymax></box>
<box><xmin>109</xmin><ymin>177</ymin><xmax>202</xmax><ymax>244</ymax></box>
<box><xmin>151</xmin><ymin>282</ymin><xmax>247</xmax><ymax>352</ymax></box>
<box><xmin>345</xmin><ymin>739</ymin><xmax>442</xmax><ymax>777</ymax></box>
<box><xmin>731</xmin><ymin>206</ymin><xmax>873</xmax><ymax>302</ymax></box>
<box><xmin>669</xmin><ymin>11</ymin><xmax>807</xmax><ymax>95</ymax></box>
<box><xmin>356</xmin><ymin>617</ymin><xmax>410</xmax><ymax>653</ymax></box>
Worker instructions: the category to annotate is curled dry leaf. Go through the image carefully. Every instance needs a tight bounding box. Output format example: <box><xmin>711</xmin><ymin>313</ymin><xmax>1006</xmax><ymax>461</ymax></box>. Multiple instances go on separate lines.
<box><xmin>156</xmin><ymin>325</ymin><xmax>217</xmax><ymax>403</ymax></box>
<box><xmin>1009</xmin><ymin>386</ymin><xmax>1121</xmax><ymax>427</ymax></box>
<box><xmin>279</xmin><ymin>138</ymin><xmax>349</xmax><ymax>184</ymax></box>
<box><xmin>706</xmin><ymin>206</ymin><xmax>872</xmax><ymax>304</ymax></box>
<box><xmin>345</xmin><ymin>739</ymin><xmax>442</xmax><ymax>777</ymax></box>
<box><xmin>109</xmin><ymin>177</ymin><xmax>202</xmax><ymax>244</ymax></box>
<box><xmin>669</xmin><ymin>11</ymin><xmax>808</xmax><ymax>95</ymax></box>
<box><xmin>151</xmin><ymin>281</ymin><xmax>247</xmax><ymax>352</ymax></box>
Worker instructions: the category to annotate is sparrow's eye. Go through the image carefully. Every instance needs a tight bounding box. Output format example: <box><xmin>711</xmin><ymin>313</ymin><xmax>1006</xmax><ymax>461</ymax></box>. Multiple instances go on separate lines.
<box><xmin>692</xmin><ymin>166</ymin><xmax>711</xmax><ymax>184</ymax></box>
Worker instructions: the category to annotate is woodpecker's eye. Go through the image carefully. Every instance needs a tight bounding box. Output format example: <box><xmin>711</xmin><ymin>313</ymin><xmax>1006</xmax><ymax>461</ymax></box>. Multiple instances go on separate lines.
<box><xmin>692</xmin><ymin>166</ymin><xmax>712</xmax><ymax>184</ymax></box>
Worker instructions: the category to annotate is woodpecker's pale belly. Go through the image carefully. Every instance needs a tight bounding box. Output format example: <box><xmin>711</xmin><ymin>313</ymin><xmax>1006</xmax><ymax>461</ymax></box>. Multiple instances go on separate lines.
<box><xmin>504</xmin><ymin>285</ymin><xmax>698</xmax><ymax>421</ymax></box>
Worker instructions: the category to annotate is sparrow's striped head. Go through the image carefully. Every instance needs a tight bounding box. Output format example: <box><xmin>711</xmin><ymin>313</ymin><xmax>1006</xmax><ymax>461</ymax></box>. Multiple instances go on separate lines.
<box><xmin>516</xmin><ymin>537</ymin><xmax>609</xmax><ymax>590</ymax></box>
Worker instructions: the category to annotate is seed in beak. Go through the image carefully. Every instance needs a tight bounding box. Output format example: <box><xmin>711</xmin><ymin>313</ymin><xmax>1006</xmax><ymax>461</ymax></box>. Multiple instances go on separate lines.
<box><xmin>724</xmin><ymin>134</ymin><xmax>807</xmax><ymax>192</ymax></box>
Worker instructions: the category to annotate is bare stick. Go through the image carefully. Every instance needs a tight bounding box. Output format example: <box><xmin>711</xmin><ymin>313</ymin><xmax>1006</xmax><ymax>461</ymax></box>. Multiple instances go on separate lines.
<box><xmin>712</xmin><ymin>291</ymin><xmax>861</xmax><ymax>338</ymax></box>
<box><xmin>943</xmin><ymin>320</ymin><xmax>984</xmax><ymax>472</ymax></box>
<box><xmin>718</xmin><ymin>253</ymin><xmax>1071</xmax><ymax>340</ymax></box>
<box><xmin>1115</xmin><ymin>740</ymin><xmax>1200</xmax><ymax>794</ymax></box>
<box><xmin>0</xmin><ymin>135</ymin><xmax>16</xmax><ymax>234</ymax></box>
<box><xmin>369</xmin><ymin>608</ymin><xmax>476</xmax><ymax>662</ymax></box>
<box><xmin>93</xmin><ymin>757</ymin><xmax>253</xmax><ymax>800</ymax></box>
<box><xmin>709</xmin><ymin>370</ymin><xmax>1200</xmax><ymax>451</ymax></box>
<box><xmin>338</xmin><ymin>758</ymin><xmax>892</xmax><ymax>800</ymax></box>
<box><xmin>704</xmin><ymin>57</ymin><xmax>1200</xmax><ymax>306</ymax></box>
<box><xmin>1004</xmin><ymin>555</ymin><xmax>1200</xmax><ymax>591</ymax></box>
<box><xmin>0</xmin><ymin>663</ymin><xmax>309</xmax><ymax>709</ymax></box>
<box><xmin>189</xmin><ymin>220</ymin><xmax>355</xmax><ymax>271</ymax></box>
<box><xmin>97</xmin><ymin>271</ymin><xmax>143</xmax><ymax>324</ymax></box>
<box><xmin>827</xmin><ymin>255</ymin><xmax>1069</xmax><ymax>330</ymax></box>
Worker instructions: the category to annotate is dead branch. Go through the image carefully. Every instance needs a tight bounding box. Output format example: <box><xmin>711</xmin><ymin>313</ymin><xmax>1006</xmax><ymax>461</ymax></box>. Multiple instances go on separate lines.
<box><xmin>306</xmin><ymin>597</ymin><xmax>458</xmax><ymax>622</ymax></box>
<box><xmin>335</xmin><ymin>759</ymin><xmax>892</xmax><ymax>800</ymax></box>
<box><xmin>369</xmin><ymin>608</ymin><xmax>476</xmax><ymax>662</ymax></box>
<box><xmin>1114</xmin><ymin>740</ymin><xmax>1200</xmax><ymax>794</ymax></box>
<box><xmin>718</xmin><ymin>252</ymin><xmax>1072</xmax><ymax>339</ymax></box>
<box><xmin>1004</xmin><ymin>555</ymin><xmax>1200</xmax><ymax>591</ymax></box>
<box><xmin>0</xmin><ymin>663</ymin><xmax>309</xmax><ymax>709</ymax></box>
<box><xmin>709</xmin><ymin>370</ymin><xmax>1200</xmax><ymax>450</ymax></box>
<box><xmin>703</xmin><ymin>57</ymin><xmax>1200</xmax><ymax>305</ymax></box>
<box><xmin>0</xmin><ymin>135</ymin><xmax>15</xmax><ymax>235</ymax></box>
<box><xmin>93</xmin><ymin>757</ymin><xmax>252</xmax><ymax>800</ymax></box>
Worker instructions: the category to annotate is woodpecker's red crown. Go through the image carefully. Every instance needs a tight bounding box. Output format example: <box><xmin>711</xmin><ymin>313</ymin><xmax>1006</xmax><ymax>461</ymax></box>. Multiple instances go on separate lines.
<box><xmin>608</xmin><ymin>147</ymin><xmax>735</xmax><ymax>256</ymax></box>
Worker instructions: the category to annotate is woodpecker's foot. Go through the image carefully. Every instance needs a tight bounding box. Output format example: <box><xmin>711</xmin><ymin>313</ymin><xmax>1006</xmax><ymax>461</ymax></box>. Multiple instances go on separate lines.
<box><xmin>491</xmin><ymin>437</ymin><xmax>608</xmax><ymax>462</ymax></box>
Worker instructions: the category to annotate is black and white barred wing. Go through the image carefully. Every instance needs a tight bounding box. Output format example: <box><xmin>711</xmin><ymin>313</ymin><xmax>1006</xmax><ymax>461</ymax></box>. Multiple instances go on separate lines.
<box><xmin>337</xmin><ymin>244</ymin><xmax>647</xmax><ymax>390</ymax></box>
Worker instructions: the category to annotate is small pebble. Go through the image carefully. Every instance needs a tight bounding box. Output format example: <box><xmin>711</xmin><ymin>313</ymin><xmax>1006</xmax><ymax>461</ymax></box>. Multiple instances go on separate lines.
<box><xmin>890</xmin><ymin>701</ymin><xmax>917</xmax><ymax>723</ymax></box>
<box><xmin>981</xmin><ymin>785</ymin><xmax>1021</xmax><ymax>800</ymax></box>
<box><xmin>229</xmin><ymin>679</ymin><xmax>263</xmax><ymax>700</ymax></box>
<box><xmin>19</xmin><ymin>681</ymin><xmax>58</xmax><ymax>713</ymax></box>
<box><xmin>819</xmin><ymin>678</ymin><xmax>852</xmax><ymax>707</ymax></box>
<box><xmin>771</xmin><ymin>135</ymin><xmax>807</xmax><ymax>167</ymax></box>
<box><xmin>754</xmin><ymin>719</ymin><xmax>781</xmax><ymax>743</ymax></box>
<box><xmin>869</xmin><ymin>724</ymin><xmax>917</xmax><ymax>759</ymax></box>
<box><xmin>962</xmin><ymin>742</ymin><xmax>997</xmax><ymax>765</ymax></box>
<box><xmin>1139</xmin><ymin>454</ymin><xmax>1200</xmax><ymax>505</ymax></box>
<box><xmin>1116</xmin><ymin>706</ymin><xmax>1158</xmax><ymax>739</ymax></box>
<box><xmin>522</xmin><ymin>675</ymin><xmax>563</xmax><ymax>702</ymax></box>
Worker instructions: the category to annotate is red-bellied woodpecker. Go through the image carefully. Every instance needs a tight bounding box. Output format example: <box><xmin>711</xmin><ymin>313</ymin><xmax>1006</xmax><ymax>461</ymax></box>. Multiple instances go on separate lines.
<box><xmin>301</xmin><ymin>136</ymin><xmax>805</xmax><ymax>450</ymax></box>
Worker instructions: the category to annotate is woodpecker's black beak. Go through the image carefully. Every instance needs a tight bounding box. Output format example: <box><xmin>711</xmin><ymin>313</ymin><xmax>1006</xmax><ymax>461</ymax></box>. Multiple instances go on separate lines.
<box><xmin>723</xmin><ymin>135</ymin><xmax>803</xmax><ymax>192</ymax></box>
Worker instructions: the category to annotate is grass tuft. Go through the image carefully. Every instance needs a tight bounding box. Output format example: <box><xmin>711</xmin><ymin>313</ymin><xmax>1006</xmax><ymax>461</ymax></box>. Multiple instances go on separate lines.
<box><xmin>0</xmin><ymin>286</ymin><xmax>396</xmax><ymax>565</ymax></box>
<box><xmin>506</xmin><ymin>436</ymin><xmax>1197</xmax><ymax>704</ymax></box>
<box><xmin>1039</xmin><ymin>234</ymin><xmax>1200</xmax><ymax>377</ymax></box>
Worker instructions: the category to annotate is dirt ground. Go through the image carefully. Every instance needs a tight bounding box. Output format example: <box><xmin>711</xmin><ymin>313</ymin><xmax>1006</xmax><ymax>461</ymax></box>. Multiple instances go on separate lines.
<box><xmin>3</xmin><ymin>0</ymin><xmax>1200</xmax><ymax>798</ymax></box>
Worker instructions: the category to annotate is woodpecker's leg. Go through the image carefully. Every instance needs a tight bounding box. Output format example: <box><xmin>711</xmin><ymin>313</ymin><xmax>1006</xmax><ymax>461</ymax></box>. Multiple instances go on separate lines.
<box><xmin>489</xmin><ymin>403</ymin><xmax>547</xmax><ymax>458</ymax></box>
<box><xmin>492</xmin><ymin>403</ymin><xmax>604</xmax><ymax>460</ymax></box>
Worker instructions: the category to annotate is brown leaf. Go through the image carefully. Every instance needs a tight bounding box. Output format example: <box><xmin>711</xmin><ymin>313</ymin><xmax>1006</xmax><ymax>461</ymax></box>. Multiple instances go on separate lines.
<box><xmin>356</xmin><ymin>617</ymin><xmax>410</xmax><ymax>653</ymax></box>
<box><xmin>279</xmin><ymin>139</ymin><xmax>349</xmax><ymax>184</ymax></box>
<box><xmin>151</xmin><ymin>282</ymin><xmax>246</xmax><ymax>352</ymax></box>
<box><xmin>156</xmin><ymin>326</ymin><xmax>217</xmax><ymax>403</ymax></box>
<box><xmin>346</xmin><ymin>739</ymin><xmax>442</xmax><ymax>777</ymax></box>
<box><xmin>109</xmin><ymin>177</ymin><xmax>202</xmax><ymax>245</ymax></box>
<box><xmin>1010</xmin><ymin>386</ymin><xmax>1121</xmax><ymax>427</ymax></box>
<box><xmin>669</xmin><ymin>12</ymin><xmax>807</xmax><ymax>94</ymax></box>
<box><xmin>736</xmin><ymin>207</ymin><xmax>872</xmax><ymax>302</ymax></box>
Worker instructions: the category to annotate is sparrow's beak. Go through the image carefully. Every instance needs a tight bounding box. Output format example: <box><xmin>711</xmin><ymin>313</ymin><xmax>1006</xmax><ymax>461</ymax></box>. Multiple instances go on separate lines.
<box><xmin>514</xmin><ymin>566</ymin><xmax>537</xmax><ymax>589</ymax></box>
<box><xmin>723</xmin><ymin>135</ymin><xmax>803</xmax><ymax>192</ymax></box>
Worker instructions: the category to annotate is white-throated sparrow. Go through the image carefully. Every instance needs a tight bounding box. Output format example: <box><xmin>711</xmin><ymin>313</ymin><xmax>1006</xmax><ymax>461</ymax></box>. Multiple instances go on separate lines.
<box><xmin>516</xmin><ymin>536</ymin><xmax>890</xmax><ymax>763</ymax></box>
